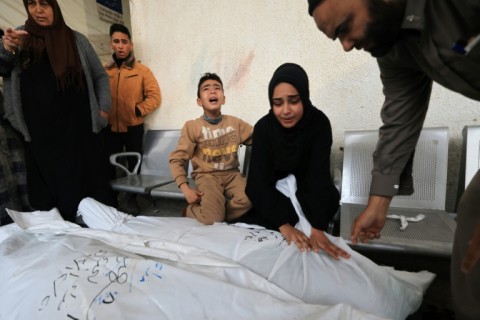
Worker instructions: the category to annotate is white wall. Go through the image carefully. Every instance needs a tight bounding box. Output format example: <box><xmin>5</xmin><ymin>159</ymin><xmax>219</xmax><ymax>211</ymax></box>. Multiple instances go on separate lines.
<box><xmin>130</xmin><ymin>0</ymin><xmax>479</xmax><ymax>211</ymax></box>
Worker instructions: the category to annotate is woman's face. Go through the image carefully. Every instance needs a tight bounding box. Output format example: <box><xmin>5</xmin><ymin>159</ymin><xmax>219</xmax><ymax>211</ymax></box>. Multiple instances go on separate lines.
<box><xmin>272</xmin><ymin>82</ymin><xmax>304</xmax><ymax>129</ymax></box>
<box><xmin>27</xmin><ymin>0</ymin><xmax>54</xmax><ymax>27</ymax></box>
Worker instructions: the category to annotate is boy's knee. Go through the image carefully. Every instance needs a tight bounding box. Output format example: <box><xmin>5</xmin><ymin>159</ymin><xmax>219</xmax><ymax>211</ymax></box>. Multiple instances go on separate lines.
<box><xmin>230</xmin><ymin>194</ymin><xmax>251</xmax><ymax>208</ymax></box>
<box><xmin>196</xmin><ymin>217</ymin><xmax>216</xmax><ymax>225</ymax></box>
<box><xmin>188</xmin><ymin>205</ymin><xmax>225</xmax><ymax>225</ymax></box>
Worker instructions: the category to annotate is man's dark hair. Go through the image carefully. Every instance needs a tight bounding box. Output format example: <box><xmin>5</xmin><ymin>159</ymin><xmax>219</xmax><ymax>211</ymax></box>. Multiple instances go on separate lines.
<box><xmin>308</xmin><ymin>0</ymin><xmax>325</xmax><ymax>15</ymax></box>
<box><xmin>109</xmin><ymin>23</ymin><xmax>131</xmax><ymax>39</ymax></box>
<box><xmin>0</xmin><ymin>28</ymin><xmax>4</xmax><ymax>38</ymax></box>
<box><xmin>197</xmin><ymin>73</ymin><xmax>223</xmax><ymax>98</ymax></box>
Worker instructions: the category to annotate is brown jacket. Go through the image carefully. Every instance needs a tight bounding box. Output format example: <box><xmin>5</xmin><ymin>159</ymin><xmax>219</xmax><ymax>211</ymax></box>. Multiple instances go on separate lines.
<box><xmin>105</xmin><ymin>54</ymin><xmax>161</xmax><ymax>132</ymax></box>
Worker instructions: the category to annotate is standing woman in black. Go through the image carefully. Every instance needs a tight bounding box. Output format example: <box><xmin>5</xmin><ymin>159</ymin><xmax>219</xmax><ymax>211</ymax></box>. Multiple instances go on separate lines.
<box><xmin>0</xmin><ymin>0</ymin><xmax>115</xmax><ymax>222</ymax></box>
<box><xmin>244</xmin><ymin>63</ymin><xmax>349</xmax><ymax>260</ymax></box>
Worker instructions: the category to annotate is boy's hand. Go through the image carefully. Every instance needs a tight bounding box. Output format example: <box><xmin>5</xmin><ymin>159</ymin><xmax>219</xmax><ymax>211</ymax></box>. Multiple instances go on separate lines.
<box><xmin>180</xmin><ymin>184</ymin><xmax>204</xmax><ymax>204</ymax></box>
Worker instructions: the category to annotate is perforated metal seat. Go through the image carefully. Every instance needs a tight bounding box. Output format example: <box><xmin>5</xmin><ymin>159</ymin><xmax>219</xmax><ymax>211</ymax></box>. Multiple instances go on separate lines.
<box><xmin>151</xmin><ymin>144</ymin><xmax>251</xmax><ymax>200</ymax></box>
<box><xmin>109</xmin><ymin>130</ymin><xmax>180</xmax><ymax>195</ymax></box>
<box><xmin>339</xmin><ymin>127</ymin><xmax>456</xmax><ymax>256</ymax></box>
<box><xmin>149</xmin><ymin>160</ymin><xmax>195</xmax><ymax>200</ymax></box>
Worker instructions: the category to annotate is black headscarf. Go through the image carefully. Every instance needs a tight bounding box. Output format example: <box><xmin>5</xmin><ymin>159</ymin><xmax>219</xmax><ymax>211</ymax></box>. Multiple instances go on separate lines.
<box><xmin>21</xmin><ymin>0</ymin><xmax>84</xmax><ymax>91</ymax></box>
<box><xmin>266</xmin><ymin>63</ymin><xmax>316</xmax><ymax>172</ymax></box>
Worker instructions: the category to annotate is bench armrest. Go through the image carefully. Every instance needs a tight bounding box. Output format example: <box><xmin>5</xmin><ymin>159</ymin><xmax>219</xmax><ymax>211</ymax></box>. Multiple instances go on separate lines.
<box><xmin>109</xmin><ymin>152</ymin><xmax>142</xmax><ymax>176</ymax></box>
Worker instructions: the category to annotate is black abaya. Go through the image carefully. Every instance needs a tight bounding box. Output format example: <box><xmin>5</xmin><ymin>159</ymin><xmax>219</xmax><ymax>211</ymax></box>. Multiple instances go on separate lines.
<box><xmin>20</xmin><ymin>53</ymin><xmax>115</xmax><ymax>221</ymax></box>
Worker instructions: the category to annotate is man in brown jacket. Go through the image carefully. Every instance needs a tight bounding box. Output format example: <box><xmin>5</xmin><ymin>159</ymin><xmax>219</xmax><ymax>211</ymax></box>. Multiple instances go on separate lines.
<box><xmin>105</xmin><ymin>23</ymin><xmax>161</xmax><ymax>211</ymax></box>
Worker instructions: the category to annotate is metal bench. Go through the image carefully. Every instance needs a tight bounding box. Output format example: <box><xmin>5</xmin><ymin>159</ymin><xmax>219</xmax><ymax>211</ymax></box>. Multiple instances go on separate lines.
<box><xmin>339</xmin><ymin>127</ymin><xmax>456</xmax><ymax>256</ymax></box>
<box><xmin>109</xmin><ymin>130</ymin><xmax>180</xmax><ymax>195</ymax></box>
<box><xmin>150</xmin><ymin>144</ymin><xmax>251</xmax><ymax>200</ymax></box>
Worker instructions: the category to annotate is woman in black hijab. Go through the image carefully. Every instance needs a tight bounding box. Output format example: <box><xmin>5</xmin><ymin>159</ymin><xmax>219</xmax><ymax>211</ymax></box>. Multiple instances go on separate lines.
<box><xmin>243</xmin><ymin>63</ymin><xmax>349</xmax><ymax>259</ymax></box>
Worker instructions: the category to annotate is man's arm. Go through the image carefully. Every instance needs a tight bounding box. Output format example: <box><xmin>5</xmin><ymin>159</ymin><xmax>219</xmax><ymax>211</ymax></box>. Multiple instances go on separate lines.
<box><xmin>462</xmin><ymin>221</ymin><xmax>480</xmax><ymax>273</ymax></box>
<box><xmin>136</xmin><ymin>66</ymin><xmax>161</xmax><ymax>117</ymax></box>
<box><xmin>351</xmin><ymin>45</ymin><xmax>433</xmax><ymax>242</ymax></box>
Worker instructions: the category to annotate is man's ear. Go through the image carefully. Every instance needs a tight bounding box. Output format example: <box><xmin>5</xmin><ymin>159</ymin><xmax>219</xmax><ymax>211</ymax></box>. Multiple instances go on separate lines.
<box><xmin>197</xmin><ymin>97</ymin><xmax>203</xmax><ymax>107</ymax></box>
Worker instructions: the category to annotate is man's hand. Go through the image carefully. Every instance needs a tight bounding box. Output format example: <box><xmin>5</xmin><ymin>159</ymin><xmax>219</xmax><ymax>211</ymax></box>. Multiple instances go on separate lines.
<box><xmin>310</xmin><ymin>228</ymin><xmax>350</xmax><ymax>260</ymax></box>
<box><xmin>279</xmin><ymin>223</ymin><xmax>311</xmax><ymax>252</ymax></box>
<box><xmin>461</xmin><ymin>221</ymin><xmax>480</xmax><ymax>273</ymax></box>
<box><xmin>180</xmin><ymin>183</ymin><xmax>204</xmax><ymax>205</ymax></box>
<box><xmin>351</xmin><ymin>195</ymin><xmax>392</xmax><ymax>244</ymax></box>
<box><xmin>100</xmin><ymin>110</ymin><xmax>108</xmax><ymax>120</ymax></box>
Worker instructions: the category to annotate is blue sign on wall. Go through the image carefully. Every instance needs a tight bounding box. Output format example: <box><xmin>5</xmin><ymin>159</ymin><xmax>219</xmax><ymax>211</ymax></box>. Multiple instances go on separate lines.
<box><xmin>96</xmin><ymin>0</ymin><xmax>123</xmax><ymax>14</ymax></box>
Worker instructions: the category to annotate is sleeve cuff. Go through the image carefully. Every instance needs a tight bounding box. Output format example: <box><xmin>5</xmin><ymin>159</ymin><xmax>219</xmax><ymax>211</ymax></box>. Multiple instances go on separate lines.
<box><xmin>175</xmin><ymin>176</ymin><xmax>188</xmax><ymax>187</ymax></box>
<box><xmin>0</xmin><ymin>46</ymin><xmax>16</xmax><ymax>61</ymax></box>
<box><xmin>370</xmin><ymin>174</ymin><xmax>414</xmax><ymax>196</ymax></box>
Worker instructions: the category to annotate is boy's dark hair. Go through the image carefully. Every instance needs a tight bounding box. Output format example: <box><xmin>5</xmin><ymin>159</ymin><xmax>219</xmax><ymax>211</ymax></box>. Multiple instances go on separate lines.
<box><xmin>109</xmin><ymin>23</ymin><xmax>131</xmax><ymax>39</ymax></box>
<box><xmin>197</xmin><ymin>73</ymin><xmax>223</xmax><ymax>98</ymax></box>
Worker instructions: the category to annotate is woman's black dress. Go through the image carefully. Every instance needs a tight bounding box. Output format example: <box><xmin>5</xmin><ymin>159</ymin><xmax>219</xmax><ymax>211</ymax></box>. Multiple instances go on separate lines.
<box><xmin>20</xmin><ymin>53</ymin><xmax>115</xmax><ymax>222</ymax></box>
